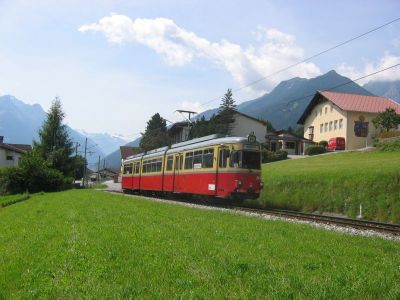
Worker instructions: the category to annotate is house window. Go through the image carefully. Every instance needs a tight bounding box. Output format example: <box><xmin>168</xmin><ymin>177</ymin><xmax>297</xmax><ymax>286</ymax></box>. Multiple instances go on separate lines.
<box><xmin>339</xmin><ymin>119</ymin><xmax>343</xmax><ymax>129</ymax></box>
<box><xmin>325</xmin><ymin>107</ymin><xmax>328</xmax><ymax>114</ymax></box>
<box><xmin>334</xmin><ymin>120</ymin><xmax>338</xmax><ymax>130</ymax></box>
<box><xmin>330</xmin><ymin>106</ymin><xmax>334</xmax><ymax>113</ymax></box>
<box><xmin>320</xmin><ymin>124</ymin><xmax>323</xmax><ymax>133</ymax></box>
<box><xmin>6</xmin><ymin>155</ymin><xmax>13</xmax><ymax>161</ymax></box>
<box><xmin>324</xmin><ymin>123</ymin><xmax>328</xmax><ymax>132</ymax></box>
<box><xmin>329</xmin><ymin>121</ymin><xmax>333</xmax><ymax>131</ymax></box>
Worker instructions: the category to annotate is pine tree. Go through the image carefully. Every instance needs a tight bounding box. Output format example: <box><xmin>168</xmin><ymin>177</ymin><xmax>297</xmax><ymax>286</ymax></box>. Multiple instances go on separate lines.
<box><xmin>216</xmin><ymin>89</ymin><xmax>237</xmax><ymax>134</ymax></box>
<box><xmin>36</xmin><ymin>97</ymin><xmax>74</xmax><ymax>176</ymax></box>
<box><xmin>140</xmin><ymin>113</ymin><xmax>169</xmax><ymax>151</ymax></box>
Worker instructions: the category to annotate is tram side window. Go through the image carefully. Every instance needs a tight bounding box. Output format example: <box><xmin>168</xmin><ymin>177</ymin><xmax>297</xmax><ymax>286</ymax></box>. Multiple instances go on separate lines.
<box><xmin>129</xmin><ymin>163</ymin><xmax>133</xmax><ymax>174</ymax></box>
<box><xmin>135</xmin><ymin>162</ymin><xmax>140</xmax><ymax>174</ymax></box>
<box><xmin>193</xmin><ymin>150</ymin><xmax>203</xmax><ymax>168</ymax></box>
<box><xmin>166</xmin><ymin>155</ymin><xmax>173</xmax><ymax>171</ymax></box>
<box><xmin>219</xmin><ymin>149</ymin><xmax>229</xmax><ymax>168</ymax></box>
<box><xmin>156</xmin><ymin>158</ymin><xmax>162</xmax><ymax>172</ymax></box>
<box><xmin>179</xmin><ymin>154</ymin><xmax>183</xmax><ymax>170</ymax></box>
<box><xmin>202</xmin><ymin>148</ymin><xmax>214</xmax><ymax>168</ymax></box>
<box><xmin>123</xmin><ymin>164</ymin><xmax>128</xmax><ymax>174</ymax></box>
<box><xmin>184</xmin><ymin>152</ymin><xmax>194</xmax><ymax>169</ymax></box>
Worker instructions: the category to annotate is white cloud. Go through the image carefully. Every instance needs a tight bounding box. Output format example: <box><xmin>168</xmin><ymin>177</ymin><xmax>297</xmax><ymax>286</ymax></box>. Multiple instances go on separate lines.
<box><xmin>79</xmin><ymin>14</ymin><xmax>321</xmax><ymax>94</ymax></box>
<box><xmin>338</xmin><ymin>53</ymin><xmax>400</xmax><ymax>84</ymax></box>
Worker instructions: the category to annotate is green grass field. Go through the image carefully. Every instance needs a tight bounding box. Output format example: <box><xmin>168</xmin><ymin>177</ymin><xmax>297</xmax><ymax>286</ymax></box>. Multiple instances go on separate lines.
<box><xmin>260</xmin><ymin>150</ymin><xmax>400</xmax><ymax>223</ymax></box>
<box><xmin>1</xmin><ymin>189</ymin><xmax>400</xmax><ymax>298</ymax></box>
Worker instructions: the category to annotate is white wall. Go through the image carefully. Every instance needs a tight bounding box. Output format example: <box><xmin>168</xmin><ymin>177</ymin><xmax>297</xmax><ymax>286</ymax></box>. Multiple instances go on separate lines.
<box><xmin>231</xmin><ymin>114</ymin><xmax>267</xmax><ymax>143</ymax></box>
<box><xmin>0</xmin><ymin>148</ymin><xmax>23</xmax><ymax>167</ymax></box>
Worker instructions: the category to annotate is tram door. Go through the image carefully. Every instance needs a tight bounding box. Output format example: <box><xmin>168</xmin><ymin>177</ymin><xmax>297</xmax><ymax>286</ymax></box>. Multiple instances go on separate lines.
<box><xmin>216</xmin><ymin>147</ymin><xmax>229</xmax><ymax>196</ymax></box>
<box><xmin>172</xmin><ymin>153</ymin><xmax>183</xmax><ymax>193</ymax></box>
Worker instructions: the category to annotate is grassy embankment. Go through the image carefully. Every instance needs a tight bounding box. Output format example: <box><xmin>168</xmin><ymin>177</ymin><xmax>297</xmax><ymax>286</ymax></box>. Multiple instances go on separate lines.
<box><xmin>260</xmin><ymin>150</ymin><xmax>400</xmax><ymax>223</ymax></box>
<box><xmin>1</xmin><ymin>189</ymin><xmax>400</xmax><ymax>298</ymax></box>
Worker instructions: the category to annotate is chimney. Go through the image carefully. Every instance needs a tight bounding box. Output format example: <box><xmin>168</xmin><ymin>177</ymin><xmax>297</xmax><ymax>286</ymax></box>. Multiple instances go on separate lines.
<box><xmin>0</xmin><ymin>136</ymin><xmax>3</xmax><ymax>144</ymax></box>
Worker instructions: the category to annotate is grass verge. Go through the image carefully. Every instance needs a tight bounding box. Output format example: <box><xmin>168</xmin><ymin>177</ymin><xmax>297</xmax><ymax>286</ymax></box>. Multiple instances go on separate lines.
<box><xmin>259</xmin><ymin>150</ymin><xmax>400</xmax><ymax>223</ymax></box>
<box><xmin>0</xmin><ymin>189</ymin><xmax>399</xmax><ymax>298</ymax></box>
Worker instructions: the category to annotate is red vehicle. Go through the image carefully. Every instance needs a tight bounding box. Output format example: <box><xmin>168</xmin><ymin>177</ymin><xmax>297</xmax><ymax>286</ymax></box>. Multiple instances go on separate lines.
<box><xmin>327</xmin><ymin>137</ymin><xmax>345</xmax><ymax>151</ymax></box>
<box><xmin>121</xmin><ymin>134</ymin><xmax>263</xmax><ymax>200</ymax></box>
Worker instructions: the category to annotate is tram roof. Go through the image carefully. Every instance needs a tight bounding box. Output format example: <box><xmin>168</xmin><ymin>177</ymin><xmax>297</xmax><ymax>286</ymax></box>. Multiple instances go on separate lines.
<box><xmin>123</xmin><ymin>134</ymin><xmax>259</xmax><ymax>162</ymax></box>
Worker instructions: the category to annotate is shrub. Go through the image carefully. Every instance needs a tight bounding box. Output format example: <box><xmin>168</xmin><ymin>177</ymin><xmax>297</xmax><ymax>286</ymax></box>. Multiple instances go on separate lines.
<box><xmin>262</xmin><ymin>150</ymin><xmax>288</xmax><ymax>163</ymax></box>
<box><xmin>0</xmin><ymin>151</ymin><xmax>69</xmax><ymax>194</ymax></box>
<box><xmin>305</xmin><ymin>145</ymin><xmax>326</xmax><ymax>156</ymax></box>
<box><xmin>374</xmin><ymin>139</ymin><xmax>400</xmax><ymax>151</ymax></box>
<box><xmin>319</xmin><ymin>140</ymin><xmax>328</xmax><ymax>149</ymax></box>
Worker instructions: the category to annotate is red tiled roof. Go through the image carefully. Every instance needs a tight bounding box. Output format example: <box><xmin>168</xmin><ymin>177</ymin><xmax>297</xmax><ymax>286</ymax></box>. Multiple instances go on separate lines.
<box><xmin>0</xmin><ymin>143</ymin><xmax>31</xmax><ymax>153</ymax></box>
<box><xmin>319</xmin><ymin>91</ymin><xmax>400</xmax><ymax>114</ymax></box>
<box><xmin>8</xmin><ymin>144</ymin><xmax>32</xmax><ymax>152</ymax></box>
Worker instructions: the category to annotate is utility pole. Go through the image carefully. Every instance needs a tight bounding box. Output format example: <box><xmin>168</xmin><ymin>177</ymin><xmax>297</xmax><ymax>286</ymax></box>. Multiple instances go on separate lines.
<box><xmin>103</xmin><ymin>159</ymin><xmax>106</xmax><ymax>181</ymax></box>
<box><xmin>97</xmin><ymin>155</ymin><xmax>101</xmax><ymax>182</ymax></box>
<box><xmin>74</xmin><ymin>142</ymin><xmax>80</xmax><ymax>183</ymax></box>
<box><xmin>83</xmin><ymin>137</ymin><xmax>87</xmax><ymax>187</ymax></box>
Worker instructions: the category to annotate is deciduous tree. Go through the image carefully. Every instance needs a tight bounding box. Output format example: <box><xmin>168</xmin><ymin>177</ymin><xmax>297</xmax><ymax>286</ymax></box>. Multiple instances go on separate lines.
<box><xmin>372</xmin><ymin>108</ymin><xmax>400</xmax><ymax>132</ymax></box>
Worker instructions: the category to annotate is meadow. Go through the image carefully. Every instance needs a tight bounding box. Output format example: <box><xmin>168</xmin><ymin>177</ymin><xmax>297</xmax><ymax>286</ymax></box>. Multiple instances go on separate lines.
<box><xmin>1</xmin><ymin>189</ymin><xmax>400</xmax><ymax>298</ymax></box>
<box><xmin>260</xmin><ymin>150</ymin><xmax>400</xmax><ymax>223</ymax></box>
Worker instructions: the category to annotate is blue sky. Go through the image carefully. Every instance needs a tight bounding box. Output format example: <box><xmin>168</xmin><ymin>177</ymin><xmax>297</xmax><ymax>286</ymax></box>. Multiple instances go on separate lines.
<box><xmin>0</xmin><ymin>0</ymin><xmax>399</xmax><ymax>137</ymax></box>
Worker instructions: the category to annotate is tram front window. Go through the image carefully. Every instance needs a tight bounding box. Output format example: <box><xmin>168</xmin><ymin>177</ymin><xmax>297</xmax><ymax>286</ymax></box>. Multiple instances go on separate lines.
<box><xmin>230</xmin><ymin>151</ymin><xmax>261</xmax><ymax>170</ymax></box>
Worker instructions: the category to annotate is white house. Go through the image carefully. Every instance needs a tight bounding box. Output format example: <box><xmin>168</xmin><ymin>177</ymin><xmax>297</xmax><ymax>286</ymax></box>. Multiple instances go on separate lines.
<box><xmin>0</xmin><ymin>136</ymin><xmax>32</xmax><ymax>167</ymax></box>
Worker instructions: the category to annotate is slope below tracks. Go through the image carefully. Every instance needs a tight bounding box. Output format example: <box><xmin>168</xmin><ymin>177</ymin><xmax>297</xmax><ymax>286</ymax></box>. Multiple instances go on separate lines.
<box><xmin>103</xmin><ymin>189</ymin><xmax>400</xmax><ymax>240</ymax></box>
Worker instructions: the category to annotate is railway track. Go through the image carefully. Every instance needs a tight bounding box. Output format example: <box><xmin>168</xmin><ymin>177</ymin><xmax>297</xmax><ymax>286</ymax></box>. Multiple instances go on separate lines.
<box><xmin>228</xmin><ymin>206</ymin><xmax>400</xmax><ymax>236</ymax></box>
<box><xmin>105</xmin><ymin>189</ymin><xmax>400</xmax><ymax>236</ymax></box>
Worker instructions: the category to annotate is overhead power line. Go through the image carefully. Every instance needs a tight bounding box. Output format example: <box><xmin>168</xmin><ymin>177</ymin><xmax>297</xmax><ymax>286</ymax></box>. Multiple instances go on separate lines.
<box><xmin>124</xmin><ymin>62</ymin><xmax>400</xmax><ymax>141</ymax></box>
<box><xmin>122</xmin><ymin>17</ymin><xmax>400</xmax><ymax>141</ymax></box>
<box><xmin>199</xmin><ymin>16</ymin><xmax>400</xmax><ymax>108</ymax></box>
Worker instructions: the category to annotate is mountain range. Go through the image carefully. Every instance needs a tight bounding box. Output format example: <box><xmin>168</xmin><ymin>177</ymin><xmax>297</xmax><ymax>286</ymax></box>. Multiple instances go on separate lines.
<box><xmin>2</xmin><ymin>71</ymin><xmax>399</xmax><ymax>169</ymax></box>
<box><xmin>197</xmin><ymin>70</ymin><xmax>380</xmax><ymax>129</ymax></box>
<box><xmin>0</xmin><ymin>95</ymin><xmax>125</xmax><ymax>166</ymax></box>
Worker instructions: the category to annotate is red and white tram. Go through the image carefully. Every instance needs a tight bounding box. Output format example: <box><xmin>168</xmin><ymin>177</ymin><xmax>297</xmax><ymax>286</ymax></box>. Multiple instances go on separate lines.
<box><xmin>121</xmin><ymin>134</ymin><xmax>263</xmax><ymax>200</ymax></box>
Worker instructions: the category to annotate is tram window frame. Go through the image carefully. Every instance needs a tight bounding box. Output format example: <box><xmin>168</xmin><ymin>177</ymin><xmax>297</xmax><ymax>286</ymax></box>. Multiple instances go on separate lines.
<box><xmin>166</xmin><ymin>155</ymin><xmax>173</xmax><ymax>171</ymax></box>
<box><xmin>184</xmin><ymin>152</ymin><xmax>194</xmax><ymax>169</ymax></box>
<box><xmin>202</xmin><ymin>148</ymin><xmax>214</xmax><ymax>168</ymax></box>
<box><xmin>219</xmin><ymin>149</ymin><xmax>229</xmax><ymax>168</ymax></box>
<box><xmin>129</xmin><ymin>163</ymin><xmax>133</xmax><ymax>174</ymax></box>
<box><xmin>193</xmin><ymin>150</ymin><xmax>203</xmax><ymax>168</ymax></box>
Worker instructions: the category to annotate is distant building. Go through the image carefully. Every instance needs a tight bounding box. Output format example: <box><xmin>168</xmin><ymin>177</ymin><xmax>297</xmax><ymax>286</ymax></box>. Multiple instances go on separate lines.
<box><xmin>169</xmin><ymin>111</ymin><xmax>269</xmax><ymax>144</ymax></box>
<box><xmin>0</xmin><ymin>136</ymin><xmax>32</xmax><ymax>167</ymax></box>
<box><xmin>169</xmin><ymin>121</ymin><xmax>191</xmax><ymax>144</ymax></box>
<box><xmin>297</xmin><ymin>91</ymin><xmax>400</xmax><ymax>150</ymax></box>
<box><xmin>230</xmin><ymin>111</ymin><xmax>269</xmax><ymax>143</ymax></box>
<box><xmin>120</xmin><ymin>146</ymin><xmax>141</xmax><ymax>160</ymax></box>
<box><xmin>265</xmin><ymin>130</ymin><xmax>313</xmax><ymax>155</ymax></box>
